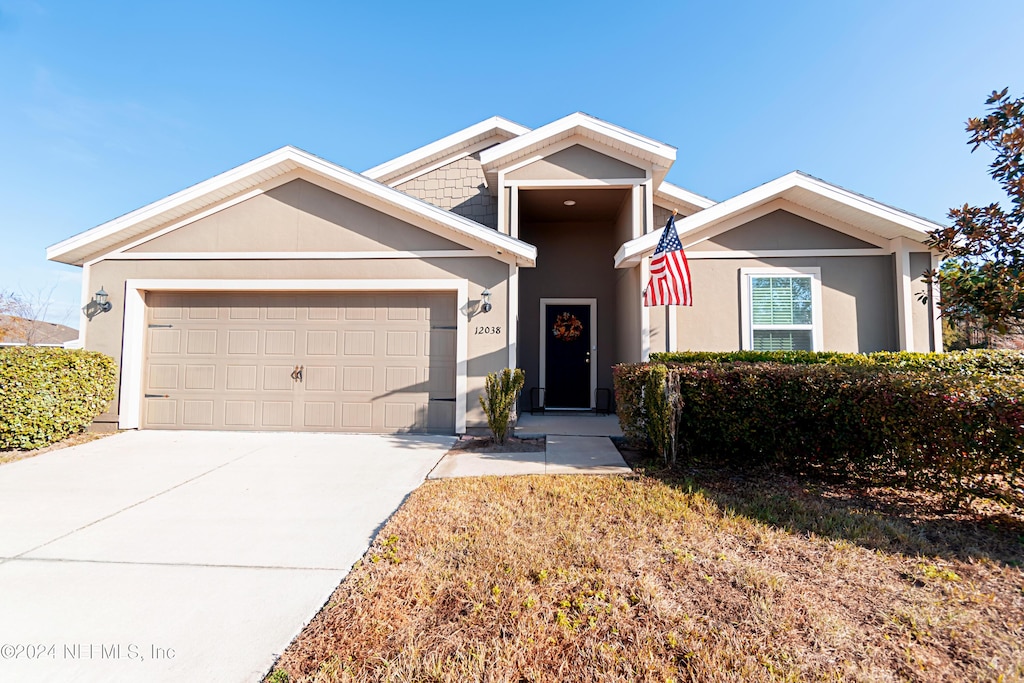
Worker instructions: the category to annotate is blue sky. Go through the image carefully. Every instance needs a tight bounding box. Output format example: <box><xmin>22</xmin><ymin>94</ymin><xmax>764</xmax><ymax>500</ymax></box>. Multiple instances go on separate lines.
<box><xmin>1</xmin><ymin>0</ymin><xmax>1022</xmax><ymax>326</ymax></box>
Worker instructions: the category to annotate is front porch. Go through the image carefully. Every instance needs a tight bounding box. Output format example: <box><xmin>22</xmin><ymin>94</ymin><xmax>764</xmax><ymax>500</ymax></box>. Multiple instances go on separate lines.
<box><xmin>515</xmin><ymin>186</ymin><xmax>642</xmax><ymax>411</ymax></box>
<box><xmin>430</xmin><ymin>413</ymin><xmax>628</xmax><ymax>479</ymax></box>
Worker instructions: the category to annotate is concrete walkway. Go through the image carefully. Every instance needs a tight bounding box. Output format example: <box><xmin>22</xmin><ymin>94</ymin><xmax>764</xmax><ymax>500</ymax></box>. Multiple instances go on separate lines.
<box><xmin>515</xmin><ymin>413</ymin><xmax>623</xmax><ymax>437</ymax></box>
<box><xmin>430</xmin><ymin>414</ymin><xmax>632</xmax><ymax>479</ymax></box>
<box><xmin>0</xmin><ymin>430</ymin><xmax>453</xmax><ymax>683</ymax></box>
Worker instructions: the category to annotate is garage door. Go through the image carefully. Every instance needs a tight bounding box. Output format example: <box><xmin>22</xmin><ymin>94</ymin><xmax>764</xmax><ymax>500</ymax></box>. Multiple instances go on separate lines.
<box><xmin>141</xmin><ymin>291</ymin><xmax>457</xmax><ymax>433</ymax></box>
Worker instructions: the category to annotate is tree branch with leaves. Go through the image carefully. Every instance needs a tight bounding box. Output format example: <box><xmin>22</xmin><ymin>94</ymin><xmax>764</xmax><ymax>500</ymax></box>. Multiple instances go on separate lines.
<box><xmin>927</xmin><ymin>88</ymin><xmax>1024</xmax><ymax>334</ymax></box>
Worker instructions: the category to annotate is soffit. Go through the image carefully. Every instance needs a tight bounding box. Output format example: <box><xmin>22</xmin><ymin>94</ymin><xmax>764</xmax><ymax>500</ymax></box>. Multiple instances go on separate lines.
<box><xmin>519</xmin><ymin>188</ymin><xmax>631</xmax><ymax>223</ymax></box>
<box><xmin>653</xmin><ymin>181</ymin><xmax>717</xmax><ymax>214</ymax></box>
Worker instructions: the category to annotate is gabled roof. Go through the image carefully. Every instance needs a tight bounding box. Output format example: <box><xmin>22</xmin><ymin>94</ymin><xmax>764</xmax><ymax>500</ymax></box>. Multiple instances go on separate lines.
<box><xmin>0</xmin><ymin>316</ymin><xmax>79</xmax><ymax>345</ymax></box>
<box><xmin>363</xmin><ymin>116</ymin><xmax>531</xmax><ymax>185</ymax></box>
<box><xmin>478</xmin><ymin>112</ymin><xmax>677</xmax><ymax>187</ymax></box>
<box><xmin>654</xmin><ymin>181</ymin><xmax>717</xmax><ymax>214</ymax></box>
<box><xmin>47</xmin><ymin>146</ymin><xmax>538</xmax><ymax>267</ymax></box>
<box><xmin>615</xmin><ymin>171</ymin><xmax>943</xmax><ymax>267</ymax></box>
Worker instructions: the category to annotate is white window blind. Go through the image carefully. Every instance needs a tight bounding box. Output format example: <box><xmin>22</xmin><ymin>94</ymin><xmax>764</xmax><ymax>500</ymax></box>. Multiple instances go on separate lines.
<box><xmin>750</xmin><ymin>275</ymin><xmax>814</xmax><ymax>351</ymax></box>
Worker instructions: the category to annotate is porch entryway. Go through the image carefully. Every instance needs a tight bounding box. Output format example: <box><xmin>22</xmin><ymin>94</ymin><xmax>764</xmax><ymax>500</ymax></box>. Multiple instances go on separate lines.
<box><xmin>516</xmin><ymin>187</ymin><xmax>642</xmax><ymax>411</ymax></box>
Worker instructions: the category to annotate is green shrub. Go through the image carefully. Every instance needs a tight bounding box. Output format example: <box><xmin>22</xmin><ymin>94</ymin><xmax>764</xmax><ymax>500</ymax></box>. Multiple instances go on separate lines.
<box><xmin>614</xmin><ymin>361</ymin><xmax>1024</xmax><ymax>506</ymax></box>
<box><xmin>612</xmin><ymin>363</ymin><xmax>647</xmax><ymax>446</ymax></box>
<box><xmin>479</xmin><ymin>368</ymin><xmax>525</xmax><ymax>445</ymax></box>
<box><xmin>642</xmin><ymin>364</ymin><xmax>673</xmax><ymax>463</ymax></box>
<box><xmin>650</xmin><ymin>349</ymin><xmax>1024</xmax><ymax>376</ymax></box>
<box><xmin>0</xmin><ymin>347</ymin><xmax>117</xmax><ymax>450</ymax></box>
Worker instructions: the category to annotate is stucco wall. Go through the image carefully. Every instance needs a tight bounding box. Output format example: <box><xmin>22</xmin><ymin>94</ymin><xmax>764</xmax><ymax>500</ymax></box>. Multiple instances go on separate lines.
<box><xmin>128</xmin><ymin>179</ymin><xmax>466</xmax><ymax>253</ymax></box>
<box><xmin>612</xmin><ymin>194</ymin><xmax>648</xmax><ymax>358</ymax></box>
<box><xmin>674</xmin><ymin>256</ymin><xmax>898</xmax><ymax>352</ymax></box>
<box><xmin>395</xmin><ymin>154</ymin><xmax>498</xmax><ymax>229</ymax></box>
<box><xmin>909</xmin><ymin>252</ymin><xmax>937</xmax><ymax>352</ymax></box>
<box><xmin>700</xmin><ymin>210</ymin><xmax>879</xmax><ymax>251</ymax></box>
<box><xmin>506</xmin><ymin>145</ymin><xmax>646</xmax><ymax>181</ymax></box>
<box><xmin>616</xmin><ymin>266</ymin><xmax>643</xmax><ymax>361</ymax></box>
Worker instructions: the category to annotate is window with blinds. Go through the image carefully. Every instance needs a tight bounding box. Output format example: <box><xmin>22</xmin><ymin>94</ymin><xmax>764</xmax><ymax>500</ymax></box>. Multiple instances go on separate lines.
<box><xmin>750</xmin><ymin>275</ymin><xmax>814</xmax><ymax>351</ymax></box>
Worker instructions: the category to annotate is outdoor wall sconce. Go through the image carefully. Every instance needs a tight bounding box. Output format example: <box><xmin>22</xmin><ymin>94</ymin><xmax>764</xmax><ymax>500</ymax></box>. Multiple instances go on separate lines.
<box><xmin>480</xmin><ymin>289</ymin><xmax>492</xmax><ymax>313</ymax></box>
<box><xmin>82</xmin><ymin>287</ymin><xmax>112</xmax><ymax>321</ymax></box>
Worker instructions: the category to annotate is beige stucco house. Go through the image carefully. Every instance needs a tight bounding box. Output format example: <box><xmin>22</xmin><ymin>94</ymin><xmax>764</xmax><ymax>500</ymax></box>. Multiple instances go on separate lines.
<box><xmin>47</xmin><ymin>113</ymin><xmax>943</xmax><ymax>435</ymax></box>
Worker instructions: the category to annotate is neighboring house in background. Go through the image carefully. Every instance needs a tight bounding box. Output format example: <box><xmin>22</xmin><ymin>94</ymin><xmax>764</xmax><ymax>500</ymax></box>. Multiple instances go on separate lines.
<box><xmin>0</xmin><ymin>316</ymin><xmax>79</xmax><ymax>347</ymax></box>
<box><xmin>46</xmin><ymin>113</ymin><xmax>944</xmax><ymax>435</ymax></box>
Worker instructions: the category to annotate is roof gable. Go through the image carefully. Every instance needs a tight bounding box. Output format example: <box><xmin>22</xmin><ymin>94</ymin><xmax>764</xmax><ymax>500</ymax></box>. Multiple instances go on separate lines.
<box><xmin>0</xmin><ymin>316</ymin><xmax>79</xmax><ymax>345</ymax></box>
<box><xmin>616</xmin><ymin>171</ymin><xmax>943</xmax><ymax>267</ymax></box>
<box><xmin>702</xmin><ymin>209</ymin><xmax>880</xmax><ymax>251</ymax></box>
<box><xmin>479</xmin><ymin>112</ymin><xmax>677</xmax><ymax>187</ymax></box>
<box><xmin>363</xmin><ymin>116</ymin><xmax>530</xmax><ymax>185</ymax></box>
<box><xmin>47</xmin><ymin>146</ymin><xmax>537</xmax><ymax>267</ymax></box>
<box><xmin>654</xmin><ymin>181</ymin><xmax>717</xmax><ymax>215</ymax></box>
<box><xmin>505</xmin><ymin>144</ymin><xmax>646</xmax><ymax>181</ymax></box>
<box><xmin>125</xmin><ymin>179</ymin><xmax>467</xmax><ymax>255</ymax></box>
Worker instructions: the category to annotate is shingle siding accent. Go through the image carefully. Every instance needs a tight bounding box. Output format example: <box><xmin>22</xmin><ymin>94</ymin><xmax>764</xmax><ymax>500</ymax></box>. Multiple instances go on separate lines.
<box><xmin>396</xmin><ymin>154</ymin><xmax>497</xmax><ymax>229</ymax></box>
<box><xmin>654</xmin><ymin>205</ymin><xmax>675</xmax><ymax>232</ymax></box>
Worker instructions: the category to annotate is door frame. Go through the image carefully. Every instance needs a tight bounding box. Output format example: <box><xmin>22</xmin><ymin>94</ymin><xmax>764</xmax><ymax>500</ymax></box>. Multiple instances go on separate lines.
<box><xmin>538</xmin><ymin>297</ymin><xmax>597</xmax><ymax>409</ymax></box>
<box><xmin>121</xmin><ymin>278</ymin><xmax>469</xmax><ymax>433</ymax></box>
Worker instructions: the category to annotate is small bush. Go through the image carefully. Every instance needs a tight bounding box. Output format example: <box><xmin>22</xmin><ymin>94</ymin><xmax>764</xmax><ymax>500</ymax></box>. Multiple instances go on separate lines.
<box><xmin>650</xmin><ymin>349</ymin><xmax>1024</xmax><ymax>376</ymax></box>
<box><xmin>479</xmin><ymin>368</ymin><xmax>525</xmax><ymax>445</ymax></box>
<box><xmin>0</xmin><ymin>347</ymin><xmax>117</xmax><ymax>450</ymax></box>
<box><xmin>614</xmin><ymin>361</ymin><xmax>1024</xmax><ymax>506</ymax></box>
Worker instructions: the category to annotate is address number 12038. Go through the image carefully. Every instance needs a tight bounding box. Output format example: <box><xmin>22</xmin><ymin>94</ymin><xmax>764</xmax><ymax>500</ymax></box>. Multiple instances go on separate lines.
<box><xmin>474</xmin><ymin>326</ymin><xmax>501</xmax><ymax>335</ymax></box>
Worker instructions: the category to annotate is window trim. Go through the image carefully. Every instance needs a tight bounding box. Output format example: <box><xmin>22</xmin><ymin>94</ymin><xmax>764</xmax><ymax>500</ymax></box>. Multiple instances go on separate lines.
<box><xmin>740</xmin><ymin>267</ymin><xmax>823</xmax><ymax>351</ymax></box>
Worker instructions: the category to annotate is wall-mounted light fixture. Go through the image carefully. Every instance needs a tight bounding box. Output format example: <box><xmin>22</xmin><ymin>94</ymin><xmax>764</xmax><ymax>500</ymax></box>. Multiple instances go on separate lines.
<box><xmin>480</xmin><ymin>289</ymin><xmax>492</xmax><ymax>314</ymax></box>
<box><xmin>82</xmin><ymin>287</ymin><xmax>112</xmax><ymax>321</ymax></box>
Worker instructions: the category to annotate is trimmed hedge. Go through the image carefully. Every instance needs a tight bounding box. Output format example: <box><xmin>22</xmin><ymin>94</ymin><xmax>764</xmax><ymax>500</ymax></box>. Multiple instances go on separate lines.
<box><xmin>614</xmin><ymin>361</ymin><xmax>1024</xmax><ymax>505</ymax></box>
<box><xmin>0</xmin><ymin>347</ymin><xmax>117</xmax><ymax>451</ymax></box>
<box><xmin>649</xmin><ymin>349</ymin><xmax>1024</xmax><ymax>376</ymax></box>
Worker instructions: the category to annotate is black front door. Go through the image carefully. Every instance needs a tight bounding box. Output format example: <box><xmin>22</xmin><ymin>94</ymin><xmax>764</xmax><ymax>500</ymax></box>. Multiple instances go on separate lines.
<box><xmin>544</xmin><ymin>304</ymin><xmax>591</xmax><ymax>408</ymax></box>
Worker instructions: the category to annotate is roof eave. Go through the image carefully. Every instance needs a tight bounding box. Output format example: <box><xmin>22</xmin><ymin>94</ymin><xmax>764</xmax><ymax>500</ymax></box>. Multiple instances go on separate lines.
<box><xmin>47</xmin><ymin>147</ymin><xmax>305</xmax><ymax>266</ymax></box>
<box><xmin>48</xmin><ymin>146</ymin><xmax>538</xmax><ymax>268</ymax></box>
<box><xmin>362</xmin><ymin>116</ymin><xmax>531</xmax><ymax>184</ymax></box>
<box><xmin>615</xmin><ymin>171</ymin><xmax>944</xmax><ymax>267</ymax></box>
<box><xmin>478</xmin><ymin>112</ymin><xmax>677</xmax><ymax>174</ymax></box>
<box><xmin>654</xmin><ymin>182</ymin><xmax>717</xmax><ymax>212</ymax></box>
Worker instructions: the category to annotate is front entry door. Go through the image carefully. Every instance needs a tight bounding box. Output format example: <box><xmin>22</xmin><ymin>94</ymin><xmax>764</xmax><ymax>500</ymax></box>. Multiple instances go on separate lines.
<box><xmin>543</xmin><ymin>303</ymin><xmax>592</xmax><ymax>408</ymax></box>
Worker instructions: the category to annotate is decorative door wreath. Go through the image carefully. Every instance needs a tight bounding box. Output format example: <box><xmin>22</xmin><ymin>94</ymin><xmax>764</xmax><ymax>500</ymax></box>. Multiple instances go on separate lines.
<box><xmin>552</xmin><ymin>312</ymin><xmax>584</xmax><ymax>342</ymax></box>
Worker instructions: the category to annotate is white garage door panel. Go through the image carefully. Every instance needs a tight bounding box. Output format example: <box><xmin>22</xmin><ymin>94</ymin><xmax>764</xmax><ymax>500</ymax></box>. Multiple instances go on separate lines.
<box><xmin>142</xmin><ymin>292</ymin><xmax>457</xmax><ymax>433</ymax></box>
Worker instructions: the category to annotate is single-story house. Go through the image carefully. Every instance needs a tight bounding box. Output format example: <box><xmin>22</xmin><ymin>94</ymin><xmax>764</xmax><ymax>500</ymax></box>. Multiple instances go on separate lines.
<box><xmin>47</xmin><ymin>113</ymin><xmax>943</xmax><ymax>434</ymax></box>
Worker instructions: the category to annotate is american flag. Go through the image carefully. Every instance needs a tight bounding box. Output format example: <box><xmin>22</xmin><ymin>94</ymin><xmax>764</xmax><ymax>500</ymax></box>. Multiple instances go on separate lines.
<box><xmin>643</xmin><ymin>214</ymin><xmax>692</xmax><ymax>307</ymax></box>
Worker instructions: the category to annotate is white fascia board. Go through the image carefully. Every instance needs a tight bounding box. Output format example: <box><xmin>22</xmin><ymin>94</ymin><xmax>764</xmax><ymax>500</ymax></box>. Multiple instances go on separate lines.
<box><xmin>362</xmin><ymin>116</ymin><xmax>531</xmax><ymax>182</ymax></box>
<box><xmin>47</xmin><ymin>146</ymin><xmax>303</xmax><ymax>264</ymax></box>
<box><xmin>615</xmin><ymin>171</ymin><xmax>944</xmax><ymax>267</ymax></box>
<box><xmin>654</xmin><ymin>182</ymin><xmax>717</xmax><ymax>211</ymax></box>
<box><xmin>49</xmin><ymin>146</ymin><xmax>538</xmax><ymax>268</ymax></box>
<box><xmin>479</xmin><ymin>112</ymin><xmax>677</xmax><ymax>171</ymax></box>
<box><xmin>788</xmin><ymin>171</ymin><xmax>943</xmax><ymax>236</ymax></box>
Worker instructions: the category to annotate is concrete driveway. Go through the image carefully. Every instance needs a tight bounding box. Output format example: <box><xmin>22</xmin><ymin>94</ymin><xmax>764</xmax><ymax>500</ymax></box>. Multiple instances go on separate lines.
<box><xmin>0</xmin><ymin>430</ymin><xmax>453</xmax><ymax>683</ymax></box>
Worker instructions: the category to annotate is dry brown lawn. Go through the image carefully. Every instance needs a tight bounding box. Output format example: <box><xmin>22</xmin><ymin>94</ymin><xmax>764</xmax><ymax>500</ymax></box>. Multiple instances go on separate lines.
<box><xmin>270</xmin><ymin>466</ymin><xmax>1024</xmax><ymax>683</ymax></box>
